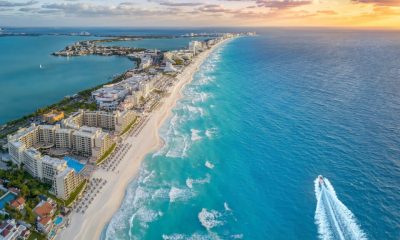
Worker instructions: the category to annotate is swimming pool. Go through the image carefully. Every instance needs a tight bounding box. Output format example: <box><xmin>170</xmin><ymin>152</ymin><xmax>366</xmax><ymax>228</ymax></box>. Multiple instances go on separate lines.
<box><xmin>0</xmin><ymin>192</ymin><xmax>16</xmax><ymax>209</ymax></box>
<box><xmin>64</xmin><ymin>157</ymin><xmax>85</xmax><ymax>173</ymax></box>
<box><xmin>54</xmin><ymin>216</ymin><xmax>63</xmax><ymax>226</ymax></box>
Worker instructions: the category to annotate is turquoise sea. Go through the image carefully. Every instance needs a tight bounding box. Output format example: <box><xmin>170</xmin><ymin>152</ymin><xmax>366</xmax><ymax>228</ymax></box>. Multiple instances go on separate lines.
<box><xmin>103</xmin><ymin>30</ymin><xmax>400</xmax><ymax>240</ymax></box>
<box><xmin>1</xmin><ymin>28</ymin><xmax>399</xmax><ymax>239</ymax></box>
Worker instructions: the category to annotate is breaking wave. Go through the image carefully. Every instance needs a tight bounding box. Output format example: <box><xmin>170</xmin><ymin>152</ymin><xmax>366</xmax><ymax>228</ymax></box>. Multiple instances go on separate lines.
<box><xmin>191</xmin><ymin>129</ymin><xmax>202</xmax><ymax>141</ymax></box>
<box><xmin>314</xmin><ymin>177</ymin><xmax>367</xmax><ymax>240</ymax></box>
<box><xmin>104</xmin><ymin>39</ymin><xmax>229</xmax><ymax>240</ymax></box>
<box><xmin>205</xmin><ymin>160</ymin><xmax>214</xmax><ymax>169</ymax></box>
<box><xmin>186</xmin><ymin>174</ymin><xmax>211</xmax><ymax>189</ymax></box>
<box><xmin>198</xmin><ymin>208</ymin><xmax>224</xmax><ymax>231</ymax></box>
<box><xmin>169</xmin><ymin>186</ymin><xmax>193</xmax><ymax>203</ymax></box>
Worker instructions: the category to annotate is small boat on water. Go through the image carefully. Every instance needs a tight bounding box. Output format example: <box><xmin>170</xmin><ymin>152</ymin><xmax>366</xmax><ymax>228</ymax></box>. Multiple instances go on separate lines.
<box><xmin>318</xmin><ymin>175</ymin><xmax>325</xmax><ymax>187</ymax></box>
<box><xmin>39</xmin><ymin>64</ymin><xmax>43</xmax><ymax>69</ymax></box>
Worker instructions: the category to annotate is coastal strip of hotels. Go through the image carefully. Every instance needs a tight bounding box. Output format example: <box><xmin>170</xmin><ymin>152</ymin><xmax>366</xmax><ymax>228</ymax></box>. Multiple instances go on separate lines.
<box><xmin>0</xmin><ymin>32</ymin><xmax>254</xmax><ymax>240</ymax></box>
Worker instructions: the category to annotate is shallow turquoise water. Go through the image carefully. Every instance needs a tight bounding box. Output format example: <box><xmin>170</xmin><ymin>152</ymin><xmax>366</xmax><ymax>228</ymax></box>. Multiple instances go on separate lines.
<box><xmin>65</xmin><ymin>156</ymin><xmax>85</xmax><ymax>173</ymax></box>
<box><xmin>103</xmin><ymin>30</ymin><xmax>400</xmax><ymax>240</ymax></box>
<box><xmin>0</xmin><ymin>35</ymin><xmax>133</xmax><ymax>124</ymax></box>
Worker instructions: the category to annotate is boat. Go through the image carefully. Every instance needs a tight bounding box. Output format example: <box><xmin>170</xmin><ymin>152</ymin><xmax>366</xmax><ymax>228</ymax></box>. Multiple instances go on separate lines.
<box><xmin>318</xmin><ymin>175</ymin><xmax>325</xmax><ymax>186</ymax></box>
<box><xmin>39</xmin><ymin>64</ymin><xmax>43</xmax><ymax>69</ymax></box>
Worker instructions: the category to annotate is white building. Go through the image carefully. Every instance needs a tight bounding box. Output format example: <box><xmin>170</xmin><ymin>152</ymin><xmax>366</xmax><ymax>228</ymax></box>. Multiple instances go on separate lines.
<box><xmin>164</xmin><ymin>62</ymin><xmax>178</xmax><ymax>73</ymax></box>
<box><xmin>0</xmin><ymin>219</ymin><xmax>30</xmax><ymax>240</ymax></box>
<box><xmin>91</xmin><ymin>84</ymin><xmax>130</xmax><ymax>110</ymax></box>
<box><xmin>7</xmin><ymin>124</ymin><xmax>86</xmax><ymax>200</ymax></box>
<box><xmin>188</xmin><ymin>40</ymin><xmax>204</xmax><ymax>55</ymax></box>
<box><xmin>71</xmin><ymin>126</ymin><xmax>113</xmax><ymax>160</ymax></box>
<box><xmin>54</xmin><ymin>167</ymin><xmax>83</xmax><ymax>200</ymax></box>
<box><xmin>62</xmin><ymin>110</ymin><xmax>136</xmax><ymax>134</ymax></box>
<box><xmin>91</xmin><ymin>73</ymin><xmax>160</xmax><ymax>110</ymax></box>
<box><xmin>139</xmin><ymin>55</ymin><xmax>153</xmax><ymax>69</ymax></box>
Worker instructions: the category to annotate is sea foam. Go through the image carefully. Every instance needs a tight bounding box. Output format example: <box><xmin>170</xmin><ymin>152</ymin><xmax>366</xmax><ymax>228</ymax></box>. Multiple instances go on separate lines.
<box><xmin>198</xmin><ymin>208</ymin><xmax>224</xmax><ymax>231</ymax></box>
<box><xmin>314</xmin><ymin>177</ymin><xmax>367</xmax><ymax>240</ymax></box>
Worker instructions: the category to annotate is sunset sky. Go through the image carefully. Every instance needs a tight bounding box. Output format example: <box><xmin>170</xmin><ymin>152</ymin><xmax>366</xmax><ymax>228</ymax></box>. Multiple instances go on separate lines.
<box><xmin>1</xmin><ymin>0</ymin><xmax>399</xmax><ymax>28</ymax></box>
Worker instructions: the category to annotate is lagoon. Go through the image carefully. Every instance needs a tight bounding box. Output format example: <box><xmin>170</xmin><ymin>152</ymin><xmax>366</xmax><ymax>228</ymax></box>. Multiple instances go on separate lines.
<box><xmin>0</xmin><ymin>35</ymin><xmax>133</xmax><ymax>124</ymax></box>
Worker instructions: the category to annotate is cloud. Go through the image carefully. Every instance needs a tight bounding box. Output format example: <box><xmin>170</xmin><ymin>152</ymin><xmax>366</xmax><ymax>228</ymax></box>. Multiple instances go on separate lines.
<box><xmin>41</xmin><ymin>2</ymin><xmax>179</xmax><ymax>17</ymax></box>
<box><xmin>198</xmin><ymin>4</ymin><xmax>234</xmax><ymax>13</ymax></box>
<box><xmin>158</xmin><ymin>1</ymin><xmax>203</xmax><ymax>7</ymax></box>
<box><xmin>255</xmin><ymin>0</ymin><xmax>312</xmax><ymax>9</ymax></box>
<box><xmin>0</xmin><ymin>0</ymin><xmax>37</xmax><ymax>7</ymax></box>
<box><xmin>19</xmin><ymin>7</ymin><xmax>39</xmax><ymax>12</ymax></box>
<box><xmin>317</xmin><ymin>10</ymin><xmax>337</xmax><ymax>15</ymax></box>
<box><xmin>351</xmin><ymin>0</ymin><xmax>400</xmax><ymax>6</ymax></box>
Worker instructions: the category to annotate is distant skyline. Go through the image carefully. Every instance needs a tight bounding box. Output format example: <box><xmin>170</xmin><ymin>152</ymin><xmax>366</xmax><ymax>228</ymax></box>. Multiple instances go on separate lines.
<box><xmin>1</xmin><ymin>0</ymin><xmax>399</xmax><ymax>28</ymax></box>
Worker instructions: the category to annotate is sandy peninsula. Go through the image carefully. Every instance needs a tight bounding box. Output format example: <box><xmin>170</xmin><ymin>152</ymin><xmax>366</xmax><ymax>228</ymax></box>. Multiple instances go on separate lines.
<box><xmin>57</xmin><ymin>38</ymin><xmax>230</xmax><ymax>240</ymax></box>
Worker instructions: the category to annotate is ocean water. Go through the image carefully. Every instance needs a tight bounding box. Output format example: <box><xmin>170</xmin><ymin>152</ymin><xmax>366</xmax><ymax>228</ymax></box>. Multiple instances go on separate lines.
<box><xmin>103</xmin><ymin>30</ymin><xmax>400</xmax><ymax>240</ymax></box>
<box><xmin>102</xmin><ymin>37</ymin><xmax>212</xmax><ymax>51</ymax></box>
<box><xmin>0</xmin><ymin>35</ymin><xmax>133</xmax><ymax>124</ymax></box>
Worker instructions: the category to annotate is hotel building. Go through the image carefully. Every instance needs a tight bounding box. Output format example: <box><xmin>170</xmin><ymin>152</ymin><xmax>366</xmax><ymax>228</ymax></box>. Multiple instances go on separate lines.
<box><xmin>71</xmin><ymin>126</ymin><xmax>113</xmax><ymax>159</ymax></box>
<box><xmin>6</xmin><ymin>124</ymin><xmax>92</xmax><ymax>200</ymax></box>
<box><xmin>8</xmin><ymin>145</ymin><xmax>82</xmax><ymax>200</ymax></box>
<box><xmin>62</xmin><ymin>110</ymin><xmax>136</xmax><ymax>134</ymax></box>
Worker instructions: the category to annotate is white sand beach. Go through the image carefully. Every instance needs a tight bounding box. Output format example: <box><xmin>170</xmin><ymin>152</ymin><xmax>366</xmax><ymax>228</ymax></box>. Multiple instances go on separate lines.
<box><xmin>57</xmin><ymin>38</ymin><xmax>229</xmax><ymax>240</ymax></box>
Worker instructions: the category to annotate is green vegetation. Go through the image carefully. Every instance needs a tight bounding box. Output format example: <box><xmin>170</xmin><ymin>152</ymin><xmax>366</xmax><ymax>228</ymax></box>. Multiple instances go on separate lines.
<box><xmin>65</xmin><ymin>180</ymin><xmax>87</xmax><ymax>207</ymax></box>
<box><xmin>0</xmin><ymin>189</ymin><xmax>6</xmax><ymax>197</ymax></box>
<box><xmin>153</xmin><ymin>89</ymin><xmax>164</xmax><ymax>95</ymax></box>
<box><xmin>119</xmin><ymin>117</ymin><xmax>138</xmax><ymax>136</ymax></box>
<box><xmin>174</xmin><ymin>59</ymin><xmax>184</xmax><ymax>65</ymax></box>
<box><xmin>0</xmin><ymin>167</ymin><xmax>51</xmax><ymax>224</ymax></box>
<box><xmin>58</xmin><ymin>101</ymin><xmax>97</xmax><ymax>115</ymax></box>
<box><xmin>28</xmin><ymin>231</ymin><xmax>46</xmax><ymax>240</ymax></box>
<box><xmin>96</xmin><ymin>143</ymin><xmax>117</xmax><ymax>165</ymax></box>
<box><xmin>0</xmin><ymin>166</ymin><xmax>65</xmax><ymax>223</ymax></box>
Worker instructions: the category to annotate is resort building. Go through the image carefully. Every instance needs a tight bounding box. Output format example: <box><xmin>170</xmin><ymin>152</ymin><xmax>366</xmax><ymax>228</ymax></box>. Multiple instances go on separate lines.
<box><xmin>62</xmin><ymin>110</ymin><xmax>136</xmax><ymax>134</ymax></box>
<box><xmin>54</xmin><ymin>167</ymin><xmax>83</xmax><ymax>200</ymax></box>
<box><xmin>38</xmin><ymin>125</ymin><xmax>58</xmax><ymax>146</ymax></box>
<box><xmin>7</xmin><ymin>125</ymin><xmax>84</xmax><ymax>200</ymax></box>
<box><xmin>10</xmin><ymin>197</ymin><xmax>25</xmax><ymax>211</ymax></box>
<box><xmin>7</xmin><ymin>124</ymin><xmax>40</xmax><ymax>164</ymax></box>
<box><xmin>164</xmin><ymin>62</ymin><xmax>178</xmax><ymax>73</ymax></box>
<box><xmin>20</xmin><ymin>150</ymin><xmax>82</xmax><ymax>200</ymax></box>
<box><xmin>55</xmin><ymin>128</ymin><xmax>73</xmax><ymax>149</ymax></box>
<box><xmin>91</xmin><ymin>84</ymin><xmax>130</xmax><ymax>110</ymax></box>
<box><xmin>33</xmin><ymin>199</ymin><xmax>57</xmax><ymax>234</ymax></box>
<box><xmin>188</xmin><ymin>40</ymin><xmax>204</xmax><ymax>55</ymax></box>
<box><xmin>42</xmin><ymin>110</ymin><xmax>64</xmax><ymax>124</ymax></box>
<box><xmin>0</xmin><ymin>219</ymin><xmax>30</xmax><ymax>240</ymax></box>
<box><xmin>91</xmin><ymin>73</ymin><xmax>159</xmax><ymax>110</ymax></box>
<box><xmin>22</xmin><ymin>148</ymin><xmax>43</xmax><ymax>179</ymax></box>
<box><xmin>71</xmin><ymin>126</ymin><xmax>113</xmax><ymax>160</ymax></box>
<box><xmin>139</xmin><ymin>54</ymin><xmax>153</xmax><ymax>69</ymax></box>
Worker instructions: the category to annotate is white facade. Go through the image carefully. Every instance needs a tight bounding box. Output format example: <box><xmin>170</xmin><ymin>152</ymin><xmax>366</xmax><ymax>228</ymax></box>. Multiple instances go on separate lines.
<box><xmin>54</xmin><ymin>167</ymin><xmax>82</xmax><ymax>200</ymax></box>
<box><xmin>164</xmin><ymin>62</ymin><xmax>178</xmax><ymax>73</ymax></box>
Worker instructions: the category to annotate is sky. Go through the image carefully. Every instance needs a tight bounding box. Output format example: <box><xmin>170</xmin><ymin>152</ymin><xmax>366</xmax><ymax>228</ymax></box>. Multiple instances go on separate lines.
<box><xmin>0</xmin><ymin>0</ymin><xmax>399</xmax><ymax>28</ymax></box>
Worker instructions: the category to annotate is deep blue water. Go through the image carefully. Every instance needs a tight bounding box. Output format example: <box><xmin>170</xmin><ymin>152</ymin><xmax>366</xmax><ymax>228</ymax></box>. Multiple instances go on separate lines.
<box><xmin>103</xmin><ymin>30</ymin><xmax>400</xmax><ymax>240</ymax></box>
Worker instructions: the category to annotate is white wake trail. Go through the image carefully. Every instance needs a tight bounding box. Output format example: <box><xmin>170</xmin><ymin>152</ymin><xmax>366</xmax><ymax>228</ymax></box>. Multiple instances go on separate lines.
<box><xmin>314</xmin><ymin>177</ymin><xmax>367</xmax><ymax>240</ymax></box>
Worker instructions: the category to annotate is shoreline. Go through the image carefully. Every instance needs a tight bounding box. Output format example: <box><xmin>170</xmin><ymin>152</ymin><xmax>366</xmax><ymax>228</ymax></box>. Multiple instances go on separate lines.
<box><xmin>57</xmin><ymin>37</ymin><xmax>231</xmax><ymax>240</ymax></box>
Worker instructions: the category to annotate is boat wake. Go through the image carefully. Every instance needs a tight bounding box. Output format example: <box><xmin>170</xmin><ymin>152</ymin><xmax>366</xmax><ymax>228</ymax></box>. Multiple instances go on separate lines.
<box><xmin>314</xmin><ymin>176</ymin><xmax>367</xmax><ymax>240</ymax></box>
